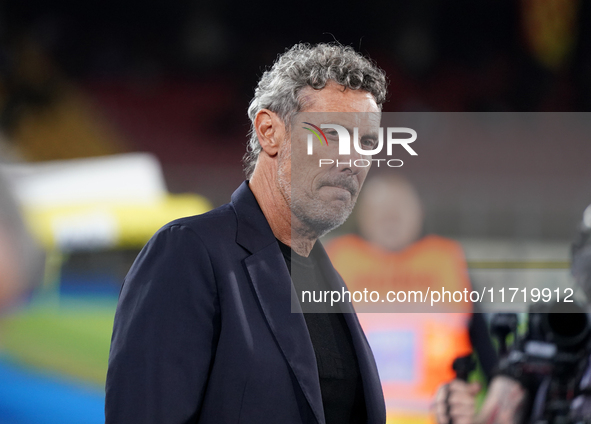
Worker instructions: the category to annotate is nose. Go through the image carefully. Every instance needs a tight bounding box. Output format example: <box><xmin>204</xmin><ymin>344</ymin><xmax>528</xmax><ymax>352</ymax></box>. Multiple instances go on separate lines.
<box><xmin>337</xmin><ymin>159</ymin><xmax>362</xmax><ymax>176</ymax></box>
<box><xmin>338</xmin><ymin>148</ymin><xmax>370</xmax><ymax>175</ymax></box>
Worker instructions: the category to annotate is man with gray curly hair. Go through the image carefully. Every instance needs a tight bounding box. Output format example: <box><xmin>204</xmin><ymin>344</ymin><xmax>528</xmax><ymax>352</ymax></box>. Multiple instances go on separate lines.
<box><xmin>107</xmin><ymin>42</ymin><xmax>388</xmax><ymax>424</ymax></box>
<box><xmin>243</xmin><ymin>43</ymin><xmax>387</xmax><ymax>179</ymax></box>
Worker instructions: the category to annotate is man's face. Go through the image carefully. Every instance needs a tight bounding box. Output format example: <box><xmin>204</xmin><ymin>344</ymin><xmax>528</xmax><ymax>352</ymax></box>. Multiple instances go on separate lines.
<box><xmin>277</xmin><ymin>82</ymin><xmax>380</xmax><ymax>237</ymax></box>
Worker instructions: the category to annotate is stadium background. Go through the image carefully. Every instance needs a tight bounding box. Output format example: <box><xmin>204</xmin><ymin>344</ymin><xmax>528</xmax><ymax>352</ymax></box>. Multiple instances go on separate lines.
<box><xmin>0</xmin><ymin>0</ymin><xmax>590</xmax><ymax>423</ymax></box>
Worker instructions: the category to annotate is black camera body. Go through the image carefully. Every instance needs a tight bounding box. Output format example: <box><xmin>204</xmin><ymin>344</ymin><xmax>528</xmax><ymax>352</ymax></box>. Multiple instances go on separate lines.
<box><xmin>494</xmin><ymin>304</ymin><xmax>591</xmax><ymax>424</ymax></box>
<box><xmin>489</xmin><ymin>205</ymin><xmax>591</xmax><ymax>424</ymax></box>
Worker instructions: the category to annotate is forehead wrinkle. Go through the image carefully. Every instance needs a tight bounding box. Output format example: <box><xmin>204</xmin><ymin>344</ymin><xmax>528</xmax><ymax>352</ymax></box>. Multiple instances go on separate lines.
<box><xmin>297</xmin><ymin>86</ymin><xmax>320</xmax><ymax>114</ymax></box>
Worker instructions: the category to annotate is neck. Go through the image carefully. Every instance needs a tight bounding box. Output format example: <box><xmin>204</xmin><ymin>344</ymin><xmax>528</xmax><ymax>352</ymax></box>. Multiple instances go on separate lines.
<box><xmin>249</xmin><ymin>166</ymin><xmax>317</xmax><ymax>257</ymax></box>
<box><xmin>289</xmin><ymin>218</ymin><xmax>317</xmax><ymax>257</ymax></box>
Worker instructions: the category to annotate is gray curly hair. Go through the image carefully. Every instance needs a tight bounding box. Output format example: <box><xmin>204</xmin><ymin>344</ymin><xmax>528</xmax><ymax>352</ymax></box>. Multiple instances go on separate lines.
<box><xmin>243</xmin><ymin>42</ymin><xmax>388</xmax><ymax>178</ymax></box>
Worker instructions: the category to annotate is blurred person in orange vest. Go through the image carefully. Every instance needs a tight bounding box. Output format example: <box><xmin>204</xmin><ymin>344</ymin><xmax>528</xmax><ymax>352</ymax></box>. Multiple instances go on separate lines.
<box><xmin>327</xmin><ymin>174</ymin><xmax>496</xmax><ymax>424</ymax></box>
<box><xmin>0</xmin><ymin>172</ymin><xmax>43</xmax><ymax>312</ymax></box>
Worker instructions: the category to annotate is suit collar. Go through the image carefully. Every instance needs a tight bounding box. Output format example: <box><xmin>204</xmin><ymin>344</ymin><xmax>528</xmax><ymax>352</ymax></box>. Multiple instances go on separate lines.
<box><xmin>232</xmin><ymin>181</ymin><xmax>325</xmax><ymax>423</ymax></box>
<box><xmin>231</xmin><ymin>181</ymin><xmax>278</xmax><ymax>254</ymax></box>
<box><xmin>244</xmin><ymin>246</ymin><xmax>325</xmax><ymax>424</ymax></box>
<box><xmin>313</xmin><ymin>245</ymin><xmax>387</xmax><ymax>423</ymax></box>
<box><xmin>233</xmin><ymin>180</ymin><xmax>386</xmax><ymax>424</ymax></box>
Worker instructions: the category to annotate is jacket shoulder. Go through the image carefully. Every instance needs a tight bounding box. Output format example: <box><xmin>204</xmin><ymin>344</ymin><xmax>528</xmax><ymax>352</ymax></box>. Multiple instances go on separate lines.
<box><xmin>158</xmin><ymin>202</ymin><xmax>237</xmax><ymax>240</ymax></box>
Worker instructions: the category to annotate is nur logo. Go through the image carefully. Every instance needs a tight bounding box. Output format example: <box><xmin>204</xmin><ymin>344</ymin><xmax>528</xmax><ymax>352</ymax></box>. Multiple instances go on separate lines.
<box><xmin>303</xmin><ymin>122</ymin><xmax>329</xmax><ymax>152</ymax></box>
<box><xmin>303</xmin><ymin>123</ymin><xmax>418</xmax><ymax>168</ymax></box>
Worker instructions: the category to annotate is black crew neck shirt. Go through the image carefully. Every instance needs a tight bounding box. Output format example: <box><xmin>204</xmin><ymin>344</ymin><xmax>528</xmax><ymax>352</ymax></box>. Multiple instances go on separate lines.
<box><xmin>277</xmin><ymin>240</ymin><xmax>367</xmax><ymax>424</ymax></box>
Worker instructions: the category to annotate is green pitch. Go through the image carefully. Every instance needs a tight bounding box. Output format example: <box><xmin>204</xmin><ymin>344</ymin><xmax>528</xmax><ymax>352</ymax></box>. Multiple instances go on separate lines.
<box><xmin>0</xmin><ymin>297</ymin><xmax>117</xmax><ymax>387</ymax></box>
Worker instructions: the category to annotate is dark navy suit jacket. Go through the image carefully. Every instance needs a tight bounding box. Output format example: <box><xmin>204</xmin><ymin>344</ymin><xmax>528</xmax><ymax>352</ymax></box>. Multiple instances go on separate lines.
<box><xmin>105</xmin><ymin>181</ymin><xmax>386</xmax><ymax>424</ymax></box>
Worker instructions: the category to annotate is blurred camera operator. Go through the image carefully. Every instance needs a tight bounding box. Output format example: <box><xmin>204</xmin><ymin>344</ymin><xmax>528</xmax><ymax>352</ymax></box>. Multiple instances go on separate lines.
<box><xmin>434</xmin><ymin>204</ymin><xmax>591</xmax><ymax>424</ymax></box>
<box><xmin>434</xmin><ymin>375</ymin><xmax>526</xmax><ymax>424</ymax></box>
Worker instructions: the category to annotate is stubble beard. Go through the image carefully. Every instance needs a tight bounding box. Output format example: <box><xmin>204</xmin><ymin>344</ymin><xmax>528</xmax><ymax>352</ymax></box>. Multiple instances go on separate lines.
<box><xmin>277</xmin><ymin>141</ymin><xmax>357</xmax><ymax>240</ymax></box>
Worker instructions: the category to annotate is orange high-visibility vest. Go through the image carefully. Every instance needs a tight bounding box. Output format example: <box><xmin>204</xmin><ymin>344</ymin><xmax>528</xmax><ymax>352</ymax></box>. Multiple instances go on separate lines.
<box><xmin>327</xmin><ymin>235</ymin><xmax>473</xmax><ymax>424</ymax></box>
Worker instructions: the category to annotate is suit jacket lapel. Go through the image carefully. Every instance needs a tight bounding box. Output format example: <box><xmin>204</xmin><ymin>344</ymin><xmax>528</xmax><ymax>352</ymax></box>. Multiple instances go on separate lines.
<box><xmin>232</xmin><ymin>182</ymin><xmax>325</xmax><ymax>424</ymax></box>
<box><xmin>341</xmin><ymin>312</ymin><xmax>387</xmax><ymax>424</ymax></box>
<box><xmin>313</xmin><ymin>243</ymin><xmax>387</xmax><ymax>424</ymax></box>
<box><xmin>231</xmin><ymin>181</ymin><xmax>385</xmax><ymax>424</ymax></box>
<box><xmin>244</xmin><ymin>247</ymin><xmax>325</xmax><ymax>424</ymax></box>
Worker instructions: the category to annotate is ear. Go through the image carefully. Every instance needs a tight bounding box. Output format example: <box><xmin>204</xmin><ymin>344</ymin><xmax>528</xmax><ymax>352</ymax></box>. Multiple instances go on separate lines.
<box><xmin>254</xmin><ymin>109</ymin><xmax>285</xmax><ymax>157</ymax></box>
